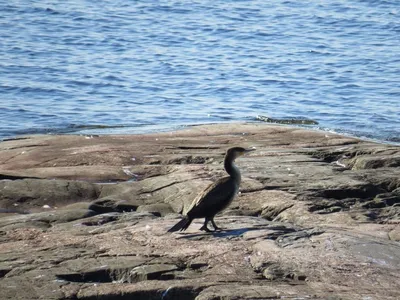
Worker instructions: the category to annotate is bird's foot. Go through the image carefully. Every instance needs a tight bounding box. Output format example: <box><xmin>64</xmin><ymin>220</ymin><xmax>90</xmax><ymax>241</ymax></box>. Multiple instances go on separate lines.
<box><xmin>212</xmin><ymin>225</ymin><xmax>223</xmax><ymax>231</ymax></box>
<box><xmin>199</xmin><ymin>225</ymin><xmax>214</xmax><ymax>232</ymax></box>
<box><xmin>210</xmin><ymin>220</ymin><xmax>223</xmax><ymax>231</ymax></box>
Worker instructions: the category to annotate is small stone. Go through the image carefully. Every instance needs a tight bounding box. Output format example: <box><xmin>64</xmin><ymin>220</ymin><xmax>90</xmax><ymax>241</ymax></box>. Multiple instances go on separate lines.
<box><xmin>388</xmin><ymin>227</ymin><xmax>400</xmax><ymax>241</ymax></box>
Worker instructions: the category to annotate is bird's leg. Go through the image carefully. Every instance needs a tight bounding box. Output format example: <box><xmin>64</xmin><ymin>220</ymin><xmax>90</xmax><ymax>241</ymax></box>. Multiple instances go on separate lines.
<box><xmin>199</xmin><ymin>218</ymin><xmax>213</xmax><ymax>232</ymax></box>
<box><xmin>210</xmin><ymin>218</ymin><xmax>223</xmax><ymax>231</ymax></box>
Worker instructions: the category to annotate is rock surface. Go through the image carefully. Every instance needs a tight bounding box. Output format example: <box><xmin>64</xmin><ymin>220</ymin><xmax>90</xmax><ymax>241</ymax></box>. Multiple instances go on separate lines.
<box><xmin>0</xmin><ymin>123</ymin><xmax>399</xmax><ymax>299</ymax></box>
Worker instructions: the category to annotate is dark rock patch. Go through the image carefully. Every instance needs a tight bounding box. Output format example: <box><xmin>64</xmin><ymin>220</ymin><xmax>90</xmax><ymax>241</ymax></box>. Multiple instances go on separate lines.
<box><xmin>0</xmin><ymin>179</ymin><xmax>100</xmax><ymax>210</ymax></box>
<box><xmin>351</xmin><ymin>155</ymin><xmax>400</xmax><ymax>170</ymax></box>
<box><xmin>57</xmin><ymin>263</ymin><xmax>181</xmax><ymax>284</ymax></box>
<box><xmin>313</xmin><ymin>184</ymin><xmax>383</xmax><ymax>200</ymax></box>
<box><xmin>0</xmin><ymin>174</ymin><xmax>40</xmax><ymax>180</ymax></box>
<box><xmin>78</xmin><ymin>285</ymin><xmax>205</xmax><ymax>300</ymax></box>
<box><xmin>275</xmin><ymin>228</ymin><xmax>324</xmax><ymax>248</ymax></box>
<box><xmin>88</xmin><ymin>198</ymin><xmax>138</xmax><ymax>214</ymax></box>
<box><xmin>166</xmin><ymin>155</ymin><xmax>212</xmax><ymax>165</ymax></box>
<box><xmin>0</xmin><ymin>267</ymin><xmax>12</xmax><ymax>278</ymax></box>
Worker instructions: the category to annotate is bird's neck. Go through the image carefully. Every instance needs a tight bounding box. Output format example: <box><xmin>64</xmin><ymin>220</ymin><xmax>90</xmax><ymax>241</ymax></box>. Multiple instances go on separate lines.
<box><xmin>224</xmin><ymin>157</ymin><xmax>241</xmax><ymax>182</ymax></box>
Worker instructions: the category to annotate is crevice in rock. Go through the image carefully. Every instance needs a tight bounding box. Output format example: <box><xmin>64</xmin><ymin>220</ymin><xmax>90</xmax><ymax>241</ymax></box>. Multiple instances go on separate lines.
<box><xmin>350</xmin><ymin>155</ymin><xmax>400</xmax><ymax>170</ymax></box>
<box><xmin>167</xmin><ymin>146</ymin><xmax>220</xmax><ymax>150</ymax></box>
<box><xmin>261</xmin><ymin>226</ymin><xmax>298</xmax><ymax>240</ymax></box>
<box><xmin>88</xmin><ymin>199</ymin><xmax>138</xmax><ymax>214</ymax></box>
<box><xmin>138</xmin><ymin>181</ymin><xmax>182</xmax><ymax>195</ymax></box>
<box><xmin>78</xmin><ymin>285</ymin><xmax>205</xmax><ymax>300</ymax></box>
<box><xmin>187</xmin><ymin>262</ymin><xmax>209</xmax><ymax>270</ymax></box>
<box><xmin>0</xmin><ymin>268</ymin><xmax>12</xmax><ymax>278</ymax></box>
<box><xmin>57</xmin><ymin>269</ymin><xmax>112</xmax><ymax>283</ymax></box>
<box><xmin>240</xmin><ymin>185</ymin><xmax>292</xmax><ymax>194</ymax></box>
<box><xmin>4</xmin><ymin>143</ymin><xmax>49</xmax><ymax>150</ymax></box>
<box><xmin>0</xmin><ymin>174</ymin><xmax>41</xmax><ymax>180</ymax></box>
<box><xmin>275</xmin><ymin>228</ymin><xmax>324</xmax><ymax>248</ymax></box>
<box><xmin>361</xmin><ymin>195</ymin><xmax>400</xmax><ymax>209</ymax></box>
<box><xmin>308</xmin><ymin>198</ymin><xmax>357</xmax><ymax>213</ymax></box>
<box><xmin>311</xmin><ymin>184</ymin><xmax>383</xmax><ymax>200</ymax></box>
<box><xmin>260</xmin><ymin>203</ymin><xmax>295</xmax><ymax>221</ymax></box>
<box><xmin>307</xmin><ymin>150</ymin><xmax>350</xmax><ymax>163</ymax></box>
<box><xmin>368</xmin><ymin>178</ymin><xmax>400</xmax><ymax>193</ymax></box>
<box><xmin>81</xmin><ymin>214</ymin><xmax>120</xmax><ymax>226</ymax></box>
<box><xmin>1</xmin><ymin>137</ymin><xmax>31</xmax><ymax>142</ymax></box>
<box><xmin>138</xmin><ymin>176</ymin><xmax>206</xmax><ymax>195</ymax></box>
<box><xmin>306</xmin><ymin>184</ymin><xmax>400</xmax><ymax>218</ymax></box>
<box><xmin>56</xmin><ymin>263</ymin><xmax>183</xmax><ymax>284</ymax></box>
<box><xmin>166</xmin><ymin>155</ymin><xmax>213</xmax><ymax>165</ymax></box>
<box><xmin>15</xmin><ymin>196</ymin><xmax>36</xmax><ymax>204</ymax></box>
<box><xmin>160</xmin><ymin>286</ymin><xmax>206</xmax><ymax>300</ymax></box>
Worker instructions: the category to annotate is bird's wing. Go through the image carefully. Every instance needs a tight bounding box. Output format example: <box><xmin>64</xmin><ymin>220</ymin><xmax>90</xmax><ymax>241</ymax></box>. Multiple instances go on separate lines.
<box><xmin>186</xmin><ymin>177</ymin><xmax>236</xmax><ymax>216</ymax></box>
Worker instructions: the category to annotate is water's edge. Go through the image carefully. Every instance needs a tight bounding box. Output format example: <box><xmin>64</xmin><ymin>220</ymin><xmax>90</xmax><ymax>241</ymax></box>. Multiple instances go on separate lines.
<box><xmin>3</xmin><ymin>121</ymin><xmax>399</xmax><ymax>146</ymax></box>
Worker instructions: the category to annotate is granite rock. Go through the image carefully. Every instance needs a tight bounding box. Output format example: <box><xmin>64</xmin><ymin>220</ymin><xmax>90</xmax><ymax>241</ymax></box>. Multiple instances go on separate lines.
<box><xmin>1</xmin><ymin>123</ymin><xmax>399</xmax><ymax>299</ymax></box>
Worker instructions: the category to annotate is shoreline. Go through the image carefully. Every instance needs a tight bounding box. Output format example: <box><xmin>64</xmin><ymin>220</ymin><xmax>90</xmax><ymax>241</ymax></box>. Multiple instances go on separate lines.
<box><xmin>1</xmin><ymin>122</ymin><xmax>399</xmax><ymax>184</ymax></box>
<box><xmin>2</xmin><ymin>119</ymin><xmax>399</xmax><ymax>146</ymax></box>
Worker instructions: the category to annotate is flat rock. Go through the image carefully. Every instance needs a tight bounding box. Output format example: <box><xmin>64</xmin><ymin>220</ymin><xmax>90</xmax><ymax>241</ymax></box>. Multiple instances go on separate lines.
<box><xmin>0</xmin><ymin>123</ymin><xmax>399</xmax><ymax>299</ymax></box>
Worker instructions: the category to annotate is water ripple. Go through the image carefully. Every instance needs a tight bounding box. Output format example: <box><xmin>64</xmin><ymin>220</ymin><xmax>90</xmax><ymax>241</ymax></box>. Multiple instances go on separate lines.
<box><xmin>0</xmin><ymin>0</ymin><xmax>399</xmax><ymax>143</ymax></box>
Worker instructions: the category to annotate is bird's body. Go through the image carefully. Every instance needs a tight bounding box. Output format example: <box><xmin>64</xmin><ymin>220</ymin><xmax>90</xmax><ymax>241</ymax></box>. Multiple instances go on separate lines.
<box><xmin>168</xmin><ymin>146</ymin><xmax>254</xmax><ymax>232</ymax></box>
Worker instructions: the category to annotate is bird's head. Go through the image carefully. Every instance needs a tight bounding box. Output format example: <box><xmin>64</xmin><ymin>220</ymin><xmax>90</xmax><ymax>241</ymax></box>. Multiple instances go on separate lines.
<box><xmin>226</xmin><ymin>146</ymin><xmax>256</xmax><ymax>160</ymax></box>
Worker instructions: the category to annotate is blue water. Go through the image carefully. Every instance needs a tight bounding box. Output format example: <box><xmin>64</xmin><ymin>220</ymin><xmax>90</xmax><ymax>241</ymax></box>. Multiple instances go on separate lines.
<box><xmin>1</xmin><ymin>0</ymin><xmax>399</xmax><ymax>143</ymax></box>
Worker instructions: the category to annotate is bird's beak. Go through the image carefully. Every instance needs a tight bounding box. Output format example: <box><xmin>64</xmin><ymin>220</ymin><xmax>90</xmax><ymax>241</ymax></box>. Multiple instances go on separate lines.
<box><xmin>244</xmin><ymin>148</ymin><xmax>256</xmax><ymax>154</ymax></box>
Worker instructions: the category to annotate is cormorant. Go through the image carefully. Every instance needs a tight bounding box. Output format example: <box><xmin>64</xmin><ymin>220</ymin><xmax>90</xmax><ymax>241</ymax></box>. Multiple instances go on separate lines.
<box><xmin>168</xmin><ymin>146</ymin><xmax>255</xmax><ymax>232</ymax></box>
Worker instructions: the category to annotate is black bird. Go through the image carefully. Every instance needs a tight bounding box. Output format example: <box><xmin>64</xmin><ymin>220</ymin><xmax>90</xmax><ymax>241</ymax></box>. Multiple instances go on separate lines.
<box><xmin>168</xmin><ymin>146</ymin><xmax>255</xmax><ymax>233</ymax></box>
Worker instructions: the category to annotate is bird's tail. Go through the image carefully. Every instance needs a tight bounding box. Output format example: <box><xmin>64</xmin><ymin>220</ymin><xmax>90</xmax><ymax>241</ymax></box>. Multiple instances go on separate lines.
<box><xmin>167</xmin><ymin>216</ymin><xmax>192</xmax><ymax>232</ymax></box>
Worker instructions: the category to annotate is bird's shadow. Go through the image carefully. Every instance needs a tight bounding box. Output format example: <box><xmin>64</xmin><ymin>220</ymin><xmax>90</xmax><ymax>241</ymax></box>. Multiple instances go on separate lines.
<box><xmin>175</xmin><ymin>224</ymin><xmax>296</xmax><ymax>240</ymax></box>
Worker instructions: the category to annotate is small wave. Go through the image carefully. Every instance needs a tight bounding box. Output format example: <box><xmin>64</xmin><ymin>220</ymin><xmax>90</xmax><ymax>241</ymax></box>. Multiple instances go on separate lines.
<box><xmin>1</xmin><ymin>0</ymin><xmax>398</xmax><ymax>145</ymax></box>
<box><xmin>317</xmin><ymin>127</ymin><xmax>400</xmax><ymax>146</ymax></box>
<box><xmin>67</xmin><ymin>124</ymin><xmax>129</xmax><ymax>130</ymax></box>
<box><xmin>256</xmin><ymin>115</ymin><xmax>319</xmax><ymax>125</ymax></box>
<box><xmin>11</xmin><ymin>124</ymin><xmax>130</xmax><ymax>136</ymax></box>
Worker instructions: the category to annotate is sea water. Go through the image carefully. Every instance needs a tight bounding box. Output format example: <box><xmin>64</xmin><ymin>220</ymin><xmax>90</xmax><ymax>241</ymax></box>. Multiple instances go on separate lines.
<box><xmin>0</xmin><ymin>0</ymin><xmax>399</xmax><ymax>143</ymax></box>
